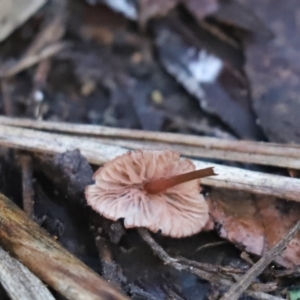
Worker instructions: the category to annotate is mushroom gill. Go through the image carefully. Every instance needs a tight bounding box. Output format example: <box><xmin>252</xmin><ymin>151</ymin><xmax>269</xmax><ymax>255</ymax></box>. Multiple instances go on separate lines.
<box><xmin>85</xmin><ymin>150</ymin><xmax>216</xmax><ymax>238</ymax></box>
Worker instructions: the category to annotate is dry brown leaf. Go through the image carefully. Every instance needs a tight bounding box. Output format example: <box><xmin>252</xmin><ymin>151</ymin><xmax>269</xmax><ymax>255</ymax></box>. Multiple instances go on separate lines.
<box><xmin>208</xmin><ymin>188</ymin><xmax>300</xmax><ymax>268</ymax></box>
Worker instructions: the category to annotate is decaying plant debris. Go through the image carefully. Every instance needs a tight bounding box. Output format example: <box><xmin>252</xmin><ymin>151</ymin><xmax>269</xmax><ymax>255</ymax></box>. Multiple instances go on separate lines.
<box><xmin>1</xmin><ymin>0</ymin><xmax>300</xmax><ymax>300</ymax></box>
<box><xmin>0</xmin><ymin>123</ymin><xmax>299</xmax><ymax>202</ymax></box>
<box><xmin>0</xmin><ymin>119</ymin><xmax>299</xmax><ymax>300</ymax></box>
<box><xmin>0</xmin><ymin>245</ymin><xmax>55</xmax><ymax>300</ymax></box>
<box><xmin>0</xmin><ymin>192</ymin><xmax>128</xmax><ymax>300</ymax></box>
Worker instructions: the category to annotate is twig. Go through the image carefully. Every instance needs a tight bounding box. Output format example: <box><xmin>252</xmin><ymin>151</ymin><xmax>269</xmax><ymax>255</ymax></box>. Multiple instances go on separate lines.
<box><xmin>0</xmin><ymin>3</ymin><xmax>66</xmax><ymax>79</ymax></box>
<box><xmin>24</xmin><ymin>13</ymin><xmax>65</xmax><ymax>58</ymax></box>
<box><xmin>0</xmin><ymin>124</ymin><xmax>299</xmax><ymax>202</ymax></box>
<box><xmin>241</xmin><ymin>251</ymin><xmax>255</xmax><ymax>265</ymax></box>
<box><xmin>220</xmin><ymin>219</ymin><xmax>300</xmax><ymax>300</ymax></box>
<box><xmin>0</xmin><ymin>43</ymin><xmax>67</xmax><ymax>78</ymax></box>
<box><xmin>0</xmin><ymin>116</ymin><xmax>299</xmax><ymax>169</ymax></box>
<box><xmin>19</xmin><ymin>154</ymin><xmax>34</xmax><ymax>218</ymax></box>
<box><xmin>178</xmin><ymin>257</ymin><xmax>244</xmax><ymax>275</ymax></box>
<box><xmin>0</xmin><ymin>193</ymin><xmax>129</xmax><ymax>300</ymax></box>
<box><xmin>0</xmin><ymin>246</ymin><xmax>55</xmax><ymax>300</ymax></box>
<box><xmin>137</xmin><ymin>228</ymin><xmax>283</xmax><ymax>300</ymax></box>
<box><xmin>271</xmin><ymin>266</ymin><xmax>300</xmax><ymax>278</ymax></box>
<box><xmin>195</xmin><ymin>241</ymin><xmax>228</xmax><ymax>252</ymax></box>
<box><xmin>137</xmin><ymin>228</ymin><xmax>179</xmax><ymax>265</ymax></box>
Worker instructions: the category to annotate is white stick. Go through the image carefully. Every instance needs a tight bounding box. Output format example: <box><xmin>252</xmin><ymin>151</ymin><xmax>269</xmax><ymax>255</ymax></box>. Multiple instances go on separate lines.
<box><xmin>0</xmin><ymin>124</ymin><xmax>299</xmax><ymax>202</ymax></box>
<box><xmin>0</xmin><ymin>116</ymin><xmax>299</xmax><ymax>169</ymax></box>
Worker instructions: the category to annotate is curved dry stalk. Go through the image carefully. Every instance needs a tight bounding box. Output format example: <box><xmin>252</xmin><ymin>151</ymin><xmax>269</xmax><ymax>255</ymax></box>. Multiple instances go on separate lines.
<box><xmin>0</xmin><ymin>193</ymin><xmax>128</xmax><ymax>300</ymax></box>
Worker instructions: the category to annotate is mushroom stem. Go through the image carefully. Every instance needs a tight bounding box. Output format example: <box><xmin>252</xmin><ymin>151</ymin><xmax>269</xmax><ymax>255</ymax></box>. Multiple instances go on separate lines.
<box><xmin>144</xmin><ymin>167</ymin><xmax>216</xmax><ymax>194</ymax></box>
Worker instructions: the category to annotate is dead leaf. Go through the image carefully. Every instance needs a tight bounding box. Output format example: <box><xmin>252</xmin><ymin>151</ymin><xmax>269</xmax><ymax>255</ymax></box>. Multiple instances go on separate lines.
<box><xmin>208</xmin><ymin>188</ymin><xmax>300</xmax><ymax>268</ymax></box>
<box><xmin>154</xmin><ymin>20</ymin><xmax>263</xmax><ymax>139</ymax></box>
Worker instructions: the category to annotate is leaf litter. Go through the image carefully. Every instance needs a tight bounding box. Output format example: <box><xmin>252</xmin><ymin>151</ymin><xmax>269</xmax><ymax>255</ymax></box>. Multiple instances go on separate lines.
<box><xmin>0</xmin><ymin>0</ymin><xmax>300</xmax><ymax>299</ymax></box>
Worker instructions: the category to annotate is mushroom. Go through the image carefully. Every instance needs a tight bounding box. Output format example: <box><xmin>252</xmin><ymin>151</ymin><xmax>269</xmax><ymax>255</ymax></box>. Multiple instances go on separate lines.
<box><xmin>85</xmin><ymin>150</ymin><xmax>216</xmax><ymax>238</ymax></box>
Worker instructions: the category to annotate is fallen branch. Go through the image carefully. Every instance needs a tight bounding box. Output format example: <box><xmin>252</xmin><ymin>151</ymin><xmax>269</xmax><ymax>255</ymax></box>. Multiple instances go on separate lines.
<box><xmin>0</xmin><ymin>116</ymin><xmax>299</xmax><ymax>169</ymax></box>
<box><xmin>220</xmin><ymin>219</ymin><xmax>300</xmax><ymax>300</ymax></box>
<box><xmin>0</xmin><ymin>193</ymin><xmax>128</xmax><ymax>300</ymax></box>
<box><xmin>0</xmin><ymin>124</ymin><xmax>299</xmax><ymax>202</ymax></box>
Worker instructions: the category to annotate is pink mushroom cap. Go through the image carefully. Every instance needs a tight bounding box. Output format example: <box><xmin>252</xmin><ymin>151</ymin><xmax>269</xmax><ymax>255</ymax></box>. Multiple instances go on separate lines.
<box><xmin>85</xmin><ymin>150</ymin><xmax>209</xmax><ymax>238</ymax></box>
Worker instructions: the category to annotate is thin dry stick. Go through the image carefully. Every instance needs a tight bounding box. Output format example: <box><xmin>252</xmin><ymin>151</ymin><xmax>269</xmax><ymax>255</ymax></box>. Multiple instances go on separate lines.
<box><xmin>0</xmin><ymin>124</ymin><xmax>299</xmax><ymax>202</ymax></box>
<box><xmin>0</xmin><ymin>43</ymin><xmax>67</xmax><ymax>78</ymax></box>
<box><xmin>137</xmin><ymin>228</ymin><xmax>283</xmax><ymax>300</ymax></box>
<box><xmin>19</xmin><ymin>155</ymin><xmax>34</xmax><ymax>218</ymax></box>
<box><xmin>0</xmin><ymin>246</ymin><xmax>55</xmax><ymax>300</ymax></box>
<box><xmin>24</xmin><ymin>13</ymin><xmax>65</xmax><ymax>57</ymax></box>
<box><xmin>220</xmin><ymin>219</ymin><xmax>300</xmax><ymax>300</ymax></box>
<box><xmin>271</xmin><ymin>266</ymin><xmax>300</xmax><ymax>278</ymax></box>
<box><xmin>0</xmin><ymin>193</ymin><xmax>128</xmax><ymax>300</ymax></box>
<box><xmin>82</xmin><ymin>137</ymin><xmax>300</xmax><ymax>170</ymax></box>
<box><xmin>0</xmin><ymin>6</ymin><xmax>66</xmax><ymax>79</ymax></box>
<box><xmin>0</xmin><ymin>116</ymin><xmax>299</xmax><ymax>169</ymax></box>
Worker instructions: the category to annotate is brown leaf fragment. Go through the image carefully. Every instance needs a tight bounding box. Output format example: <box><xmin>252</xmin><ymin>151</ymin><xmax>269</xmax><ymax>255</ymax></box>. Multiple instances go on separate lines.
<box><xmin>208</xmin><ymin>189</ymin><xmax>265</xmax><ymax>255</ymax></box>
<box><xmin>208</xmin><ymin>188</ymin><xmax>300</xmax><ymax>268</ymax></box>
